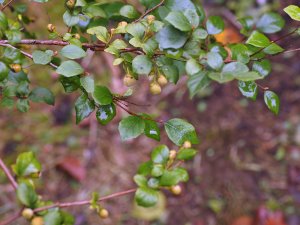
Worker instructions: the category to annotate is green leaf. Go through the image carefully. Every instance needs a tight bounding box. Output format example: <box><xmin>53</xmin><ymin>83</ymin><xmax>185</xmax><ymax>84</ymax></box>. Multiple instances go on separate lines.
<box><xmin>80</xmin><ymin>76</ymin><xmax>94</xmax><ymax>93</ymax></box>
<box><xmin>165</xmin><ymin>0</ymin><xmax>196</xmax><ymax>12</ymax></box>
<box><xmin>151</xmin><ymin>145</ymin><xmax>169</xmax><ymax>164</ymax></box>
<box><xmin>263</xmin><ymin>43</ymin><xmax>284</xmax><ymax>55</ymax></box>
<box><xmin>29</xmin><ymin>87</ymin><xmax>55</xmax><ymax>105</ymax></box>
<box><xmin>147</xmin><ymin>178</ymin><xmax>160</xmax><ymax>189</ymax></box>
<box><xmin>135</xmin><ymin>187</ymin><xmax>159</xmax><ymax>207</ymax></box>
<box><xmin>144</xmin><ymin>118</ymin><xmax>160</xmax><ymax>141</ymax></box>
<box><xmin>230</xmin><ymin>44</ymin><xmax>250</xmax><ymax>63</ymax></box>
<box><xmin>59</xmin><ymin>76</ymin><xmax>81</xmax><ymax>93</ymax></box>
<box><xmin>44</xmin><ymin>211</ymin><xmax>62</xmax><ymax>225</ymax></box>
<box><xmin>159</xmin><ymin>168</ymin><xmax>189</xmax><ymax>186</ymax></box>
<box><xmin>87</xmin><ymin>26</ymin><xmax>110</xmax><ymax>43</ymax></box>
<box><xmin>120</xmin><ymin>5</ymin><xmax>140</xmax><ymax>19</ymax></box>
<box><xmin>126</xmin><ymin>23</ymin><xmax>145</xmax><ymax>39</ymax></box>
<box><xmin>186</xmin><ymin>58</ymin><xmax>202</xmax><ymax>76</ymax></box>
<box><xmin>165</xmin><ymin>11</ymin><xmax>192</xmax><ymax>32</ymax></box>
<box><xmin>119</xmin><ymin>116</ymin><xmax>145</xmax><ymax>141</ymax></box>
<box><xmin>17</xmin><ymin>182</ymin><xmax>38</xmax><ymax>207</ymax></box>
<box><xmin>284</xmin><ymin>5</ymin><xmax>300</xmax><ymax>21</ymax></box>
<box><xmin>252</xmin><ymin>59</ymin><xmax>271</xmax><ymax>77</ymax></box>
<box><xmin>177</xmin><ymin>148</ymin><xmax>197</xmax><ymax>160</ymax></box>
<box><xmin>156</xmin><ymin>25</ymin><xmax>189</xmax><ymax>50</ymax></box>
<box><xmin>209</xmin><ymin>72</ymin><xmax>234</xmax><ymax>83</ymax></box>
<box><xmin>92</xmin><ymin>85</ymin><xmax>113</xmax><ymax>105</ymax></box>
<box><xmin>151</xmin><ymin>164</ymin><xmax>164</xmax><ymax>177</ymax></box>
<box><xmin>133</xmin><ymin>175</ymin><xmax>148</xmax><ymax>188</ymax></box>
<box><xmin>184</xmin><ymin>9</ymin><xmax>200</xmax><ymax>28</ymax></box>
<box><xmin>56</xmin><ymin>61</ymin><xmax>84</xmax><ymax>77</ymax></box>
<box><xmin>60</xmin><ymin>45</ymin><xmax>86</xmax><ymax>59</ymax></box>
<box><xmin>12</xmin><ymin>151</ymin><xmax>41</xmax><ymax>177</ymax></box>
<box><xmin>264</xmin><ymin>90</ymin><xmax>280</xmax><ymax>115</ymax></box>
<box><xmin>96</xmin><ymin>103</ymin><xmax>116</xmax><ymax>125</ymax></box>
<box><xmin>256</xmin><ymin>12</ymin><xmax>285</xmax><ymax>34</ymax></box>
<box><xmin>32</xmin><ymin>50</ymin><xmax>54</xmax><ymax>65</ymax></box>
<box><xmin>222</xmin><ymin>62</ymin><xmax>249</xmax><ymax>74</ymax></box>
<box><xmin>138</xmin><ymin>161</ymin><xmax>153</xmax><ymax>176</ymax></box>
<box><xmin>165</xmin><ymin>118</ymin><xmax>199</xmax><ymax>146</ymax></box>
<box><xmin>207</xmin><ymin>52</ymin><xmax>223</xmax><ymax>70</ymax></box>
<box><xmin>63</xmin><ymin>11</ymin><xmax>79</xmax><ymax>27</ymax></box>
<box><xmin>238</xmin><ymin>81</ymin><xmax>258</xmax><ymax>100</ymax></box>
<box><xmin>206</xmin><ymin>16</ymin><xmax>225</xmax><ymax>35</ymax></box>
<box><xmin>0</xmin><ymin>61</ymin><xmax>9</xmax><ymax>82</ymax></box>
<box><xmin>234</xmin><ymin>71</ymin><xmax>262</xmax><ymax>82</ymax></box>
<box><xmin>75</xmin><ymin>94</ymin><xmax>95</xmax><ymax>124</ymax></box>
<box><xmin>246</xmin><ymin>31</ymin><xmax>270</xmax><ymax>48</ymax></box>
<box><xmin>16</xmin><ymin>99</ymin><xmax>30</xmax><ymax>112</ymax></box>
<box><xmin>187</xmin><ymin>71</ymin><xmax>210</xmax><ymax>97</ymax></box>
<box><xmin>132</xmin><ymin>55</ymin><xmax>153</xmax><ymax>75</ymax></box>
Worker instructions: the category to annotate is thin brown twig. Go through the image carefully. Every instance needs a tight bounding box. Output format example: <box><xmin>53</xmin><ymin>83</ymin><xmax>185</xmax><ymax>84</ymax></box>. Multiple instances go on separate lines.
<box><xmin>0</xmin><ymin>210</ymin><xmax>22</xmax><ymax>225</ymax></box>
<box><xmin>0</xmin><ymin>43</ymin><xmax>58</xmax><ymax>68</ymax></box>
<box><xmin>134</xmin><ymin>0</ymin><xmax>165</xmax><ymax>23</ymax></box>
<box><xmin>114</xmin><ymin>100</ymin><xmax>165</xmax><ymax>124</ymax></box>
<box><xmin>1</xmin><ymin>0</ymin><xmax>14</xmax><ymax>11</ymax></box>
<box><xmin>33</xmin><ymin>188</ymin><xmax>137</xmax><ymax>213</ymax></box>
<box><xmin>250</xmin><ymin>27</ymin><xmax>299</xmax><ymax>57</ymax></box>
<box><xmin>0</xmin><ymin>157</ymin><xmax>18</xmax><ymax>190</ymax></box>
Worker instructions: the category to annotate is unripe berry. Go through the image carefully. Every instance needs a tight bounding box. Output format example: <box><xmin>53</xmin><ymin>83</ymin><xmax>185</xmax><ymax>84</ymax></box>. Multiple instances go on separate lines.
<box><xmin>169</xmin><ymin>150</ymin><xmax>177</xmax><ymax>160</ymax></box>
<box><xmin>10</xmin><ymin>64</ymin><xmax>21</xmax><ymax>73</ymax></box>
<box><xmin>157</xmin><ymin>75</ymin><xmax>168</xmax><ymax>87</ymax></box>
<box><xmin>74</xmin><ymin>33</ymin><xmax>80</xmax><ymax>39</ymax></box>
<box><xmin>170</xmin><ymin>185</ymin><xmax>182</xmax><ymax>195</ymax></box>
<box><xmin>150</xmin><ymin>82</ymin><xmax>162</xmax><ymax>95</ymax></box>
<box><xmin>147</xmin><ymin>15</ymin><xmax>156</xmax><ymax>24</ymax></box>
<box><xmin>47</xmin><ymin>24</ymin><xmax>56</xmax><ymax>33</ymax></box>
<box><xmin>118</xmin><ymin>21</ymin><xmax>128</xmax><ymax>27</ymax></box>
<box><xmin>99</xmin><ymin>208</ymin><xmax>109</xmax><ymax>219</ymax></box>
<box><xmin>66</xmin><ymin>0</ymin><xmax>75</xmax><ymax>9</ymax></box>
<box><xmin>183</xmin><ymin>141</ymin><xmax>192</xmax><ymax>149</ymax></box>
<box><xmin>22</xmin><ymin>208</ymin><xmax>34</xmax><ymax>220</ymax></box>
<box><xmin>31</xmin><ymin>217</ymin><xmax>44</xmax><ymax>225</ymax></box>
<box><xmin>123</xmin><ymin>74</ymin><xmax>137</xmax><ymax>87</ymax></box>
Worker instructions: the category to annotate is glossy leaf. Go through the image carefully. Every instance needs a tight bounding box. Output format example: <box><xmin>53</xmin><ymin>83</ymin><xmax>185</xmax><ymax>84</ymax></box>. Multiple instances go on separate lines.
<box><xmin>135</xmin><ymin>187</ymin><xmax>159</xmax><ymax>207</ymax></box>
<box><xmin>165</xmin><ymin>11</ymin><xmax>192</xmax><ymax>32</ymax></box>
<box><xmin>56</xmin><ymin>61</ymin><xmax>84</xmax><ymax>77</ymax></box>
<box><xmin>12</xmin><ymin>151</ymin><xmax>41</xmax><ymax>177</ymax></box>
<box><xmin>75</xmin><ymin>94</ymin><xmax>95</xmax><ymax>124</ymax></box>
<box><xmin>252</xmin><ymin>59</ymin><xmax>271</xmax><ymax>77</ymax></box>
<box><xmin>264</xmin><ymin>90</ymin><xmax>280</xmax><ymax>115</ymax></box>
<box><xmin>132</xmin><ymin>55</ymin><xmax>153</xmax><ymax>75</ymax></box>
<box><xmin>206</xmin><ymin>16</ymin><xmax>224</xmax><ymax>35</ymax></box>
<box><xmin>207</xmin><ymin>52</ymin><xmax>223</xmax><ymax>70</ymax></box>
<box><xmin>177</xmin><ymin>148</ymin><xmax>198</xmax><ymax>160</ymax></box>
<box><xmin>92</xmin><ymin>85</ymin><xmax>113</xmax><ymax>105</ymax></box>
<box><xmin>96</xmin><ymin>103</ymin><xmax>116</xmax><ymax>125</ymax></box>
<box><xmin>165</xmin><ymin>118</ymin><xmax>199</xmax><ymax>146</ymax></box>
<box><xmin>256</xmin><ymin>12</ymin><xmax>285</xmax><ymax>34</ymax></box>
<box><xmin>238</xmin><ymin>81</ymin><xmax>258</xmax><ymax>100</ymax></box>
<box><xmin>159</xmin><ymin>167</ymin><xmax>189</xmax><ymax>186</ymax></box>
<box><xmin>246</xmin><ymin>31</ymin><xmax>270</xmax><ymax>48</ymax></box>
<box><xmin>284</xmin><ymin>5</ymin><xmax>300</xmax><ymax>21</ymax></box>
<box><xmin>32</xmin><ymin>50</ymin><xmax>54</xmax><ymax>65</ymax></box>
<box><xmin>118</xmin><ymin>116</ymin><xmax>145</xmax><ymax>141</ymax></box>
<box><xmin>29</xmin><ymin>87</ymin><xmax>55</xmax><ymax>105</ymax></box>
<box><xmin>60</xmin><ymin>45</ymin><xmax>86</xmax><ymax>59</ymax></box>
<box><xmin>151</xmin><ymin>145</ymin><xmax>169</xmax><ymax>164</ymax></box>
<box><xmin>156</xmin><ymin>25</ymin><xmax>188</xmax><ymax>50</ymax></box>
<box><xmin>17</xmin><ymin>182</ymin><xmax>38</xmax><ymax>207</ymax></box>
<box><xmin>187</xmin><ymin>71</ymin><xmax>210</xmax><ymax>97</ymax></box>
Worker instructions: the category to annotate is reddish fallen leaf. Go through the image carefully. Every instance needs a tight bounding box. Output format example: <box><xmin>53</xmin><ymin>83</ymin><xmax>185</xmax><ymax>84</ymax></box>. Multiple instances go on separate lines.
<box><xmin>256</xmin><ymin>206</ymin><xmax>287</xmax><ymax>225</ymax></box>
<box><xmin>231</xmin><ymin>216</ymin><xmax>254</xmax><ymax>225</ymax></box>
<box><xmin>57</xmin><ymin>156</ymin><xmax>86</xmax><ymax>182</ymax></box>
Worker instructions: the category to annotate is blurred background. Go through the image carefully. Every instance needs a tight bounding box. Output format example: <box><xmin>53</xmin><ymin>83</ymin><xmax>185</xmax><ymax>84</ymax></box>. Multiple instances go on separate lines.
<box><xmin>1</xmin><ymin>0</ymin><xmax>300</xmax><ymax>224</ymax></box>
